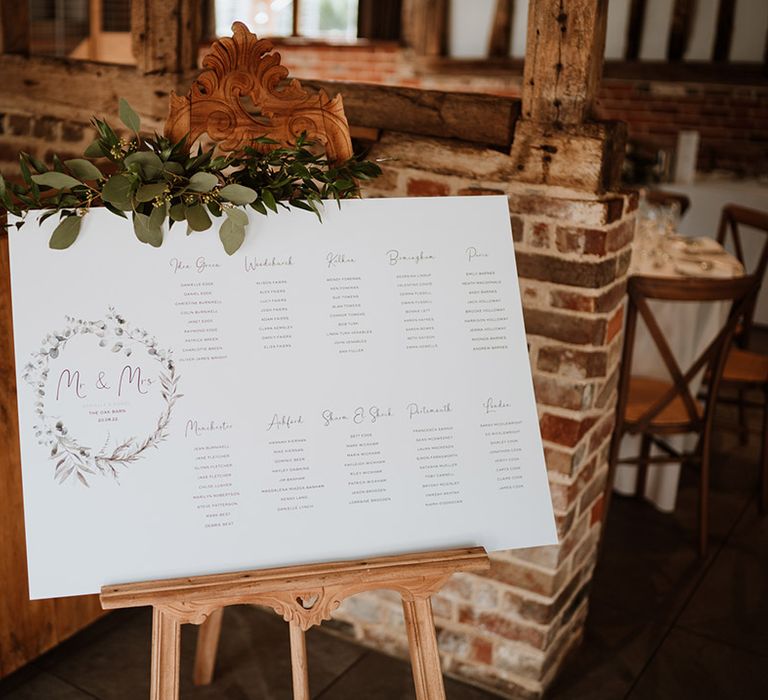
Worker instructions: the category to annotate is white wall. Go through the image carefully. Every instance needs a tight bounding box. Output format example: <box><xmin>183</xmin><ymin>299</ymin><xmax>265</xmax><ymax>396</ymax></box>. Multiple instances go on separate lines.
<box><xmin>448</xmin><ymin>0</ymin><xmax>496</xmax><ymax>58</ymax></box>
<box><xmin>685</xmin><ymin>0</ymin><xmax>719</xmax><ymax>60</ymax></box>
<box><xmin>731</xmin><ymin>0</ymin><xmax>768</xmax><ymax>62</ymax></box>
<box><xmin>447</xmin><ymin>0</ymin><xmax>768</xmax><ymax>63</ymax></box>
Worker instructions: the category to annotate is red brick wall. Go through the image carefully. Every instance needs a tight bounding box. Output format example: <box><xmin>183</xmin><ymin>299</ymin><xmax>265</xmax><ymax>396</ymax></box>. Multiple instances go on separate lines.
<box><xmin>596</xmin><ymin>81</ymin><xmax>768</xmax><ymax>176</ymax></box>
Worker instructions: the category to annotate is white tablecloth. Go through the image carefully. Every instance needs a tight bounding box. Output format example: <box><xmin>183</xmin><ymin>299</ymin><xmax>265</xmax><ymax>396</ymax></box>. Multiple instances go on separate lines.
<box><xmin>613</xmin><ymin>234</ymin><xmax>743</xmax><ymax>511</ymax></box>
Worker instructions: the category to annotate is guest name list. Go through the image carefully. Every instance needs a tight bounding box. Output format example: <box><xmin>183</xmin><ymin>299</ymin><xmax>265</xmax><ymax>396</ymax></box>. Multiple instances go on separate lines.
<box><xmin>10</xmin><ymin>196</ymin><xmax>557</xmax><ymax>598</ymax></box>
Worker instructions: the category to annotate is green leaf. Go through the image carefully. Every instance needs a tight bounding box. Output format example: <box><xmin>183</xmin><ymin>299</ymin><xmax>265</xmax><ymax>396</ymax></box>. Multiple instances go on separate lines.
<box><xmin>219</xmin><ymin>184</ymin><xmax>257</xmax><ymax>205</ymax></box>
<box><xmin>185</xmin><ymin>204</ymin><xmax>211</xmax><ymax>232</ymax></box>
<box><xmin>124</xmin><ymin>151</ymin><xmax>163</xmax><ymax>180</ymax></box>
<box><xmin>0</xmin><ymin>173</ymin><xmax>5</xmax><ymax>200</ymax></box>
<box><xmin>224</xmin><ymin>207</ymin><xmax>248</xmax><ymax>227</ymax></box>
<box><xmin>250</xmin><ymin>199</ymin><xmax>267</xmax><ymax>216</ymax></box>
<box><xmin>102</xmin><ymin>174</ymin><xmax>134</xmax><ymax>210</ymax></box>
<box><xmin>28</xmin><ymin>153</ymin><xmax>48</xmax><ymax>174</ymax></box>
<box><xmin>32</xmin><ymin>172</ymin><xmax>83</xmax><ymax>190</ymax></box>
<box><xmin>169</xmin><ymin>203</ymin><xmax>186</xmax><ymax>222</ymax></box>
<box><xmin>84</xmin><ymin>140</ymin><xmax>106</xmax><ymax>158</ymax></box>
<box><xmin>19</xmin><ymin>156</ymin><xmax>32</xmax><ymax>185</ymax></box>
<box><xmin>219</xmin><ymin>218</ymin><xmax>245</xmax><ymax>255</ymax></box>
<box><xmin>119</xmin><ymin>98</ymin><xmax>141</xmax><ymax>134</ymax></box>
<box><xmin>262</xmin><ymin>189</ymin><xmax>278</xmax><ymax>213</ymax></box>
<box><xmin>104</xmin><ymin>202</ymin><xmax>127</xmax><ymax>219</ymax></box>
<box><xmin>49</xmin><ymin>216</ymin><xmax>82</xmax><ymax>249</ymax></box>
<box><xmin>187</xmin><ymin>172</ymin><xmax>219</xmax><ymax>192</ymax></box>
<box><xmin>149</xmin><ymin>205</ymin><xmax>168</xmax><ymax>245</ymax></box>
<box><xmin>163</xmin><ymin>161</ymin><xmax>185</xmax><ymax>176</ymax></box>
<box><xmin>64</xmin><ymin>158</ymin><xmax>102</xmax><ymax>181</ymax></box>
<box><xmin>136</xmin><ymin>182</ymin><xmax>167</xmax><ymax>203</ymax></box>
<box><xmin>132</xmin><ymin>211</ymin><xmax>163</xmax><ymax>247</ymax></box>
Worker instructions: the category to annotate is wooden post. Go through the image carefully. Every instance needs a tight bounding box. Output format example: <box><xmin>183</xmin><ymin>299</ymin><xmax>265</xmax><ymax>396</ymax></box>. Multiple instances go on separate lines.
<box><xmin>488</xmin><ymin>0</ymin><xmax>514</xmax><ymax>58</ymax></box>
<box><xmin>131</xmin><ymin>0</ymin><xmax>201</xmax><ymax>73</ymax></box>
<box><xmin>402</xmin><ymin>0</ymin><xmax>448</xmax><ymax>57</ymax></box>
<box><xmin>289</xmin><ymin>620</ymin><xmax>310</xmax><ymax>700</ymax></box>
<box><xmin>510</xmin><ymin>0</ymin><xmax>624</xmax><ymax>194</ymax></box>
<box><xmin>192</xmin><ymin>607</ymin><xmax>223</xmax><ymax>686</ymax></box>
<box><xmin>402</xmin><ymin>596</ymin><xmax>446</xmax><ymax>700</ymax></box>
<box><xmin>150</xmin><ymin>607</ymin><xmax>181</xmax><ymax>700</ymax></box>
<box><xmin>521</xmin><ymin>0</ymin><xmax>608</xmax><ymax>125</ymax></box>
<box><xmin>0</xmin><ymin>0</ymin><xmax>30</xmax><ymax>55</ymax></box>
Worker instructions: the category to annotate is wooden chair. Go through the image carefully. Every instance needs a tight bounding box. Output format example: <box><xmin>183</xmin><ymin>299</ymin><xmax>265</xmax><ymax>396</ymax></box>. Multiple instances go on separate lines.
<box><xmin>715</xmin><ymin>205</ymin><xmax>768</xmax><ymax>347</ymax></box>
<box><xmin>645</xmin><ymin>189</ymin><xmax>691</xmax><ymax>217</ymax></box>
<box><xmin>605</xmin><ymin>274</ymin><xmax>758</xmax><ymax>556</ymax></box>
<box><xmin>709</xmin><ymin>205</ymin><xmax>768</xmax><ymax>511</ymax></box>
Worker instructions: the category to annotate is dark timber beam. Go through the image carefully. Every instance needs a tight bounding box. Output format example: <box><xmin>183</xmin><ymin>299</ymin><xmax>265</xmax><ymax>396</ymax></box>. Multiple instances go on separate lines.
<box><xmin>625</xmin><ymin>0</ymin><xmax>647</xmax><ymax>61</ymax></box>
<box><xmin>0</xmin><ymin>0</ymin><xmax>29</xmax><ymax>55</ymax></box>
<box><xmin>402</xmin><ymin>0</ymin><xmax>448</xmax><ymax>56</ymax></box>
<box><xmin>713</xmin><ymin>0</ymin><xmax>735</xmax><ymax>62</ymax></box>
<box><xmin>667</xmin><ymin>0</ymin><xmax>696</xmax><ymax>62</ymax></box>
<box><xmin>488</xmin><ymin>0</ymin><xmax>514</xmax><ymax>58</ymax></box>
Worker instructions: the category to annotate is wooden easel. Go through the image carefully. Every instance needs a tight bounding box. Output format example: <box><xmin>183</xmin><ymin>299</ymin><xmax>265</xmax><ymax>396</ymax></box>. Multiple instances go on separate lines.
<box><xmin>99</xmin><ymin>24</ymin><xmax>491</xmax><ymax>700</ymax></box>
<box><xmin>101</xmin><ymin>547</ymin><xmax>490</xmax><ymax>699</ymax></box>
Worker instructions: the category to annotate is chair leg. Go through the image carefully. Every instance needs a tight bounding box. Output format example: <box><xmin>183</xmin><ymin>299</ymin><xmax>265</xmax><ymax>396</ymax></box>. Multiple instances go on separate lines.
<box><xmin>738</xmin><ymin>387</ymin><xmax>749</xmax><ymax>445</ymax></box>
<box><xmin>637</xmin><ymin>434</ymin><xmax>652</xmax><ymax>499</ymax></box>
<box><xmin>699</xmin><ymin>446</ymin><xmax>710</xmax><ymax>558</ymax></box>
<box><xmin>761</xmin><ymin>388</ymin><xmax>768</xmax><ymax>514</ymax></box>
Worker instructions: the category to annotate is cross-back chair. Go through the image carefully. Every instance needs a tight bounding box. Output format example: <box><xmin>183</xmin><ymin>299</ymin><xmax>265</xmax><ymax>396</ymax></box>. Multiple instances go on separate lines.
<box><xmin>606</xmin><ymin>274</ymin><xmax>759</xmax><ymax>556</ymax></box>
<box><xmin>706</xmin><ymin>204</ymin><xmax>768</xmax><ymax>512</ymax></box>
<box><xmin>715</xmin><ymin>204</ymin><xmax>768</xmax><ymax>346</ymax></box>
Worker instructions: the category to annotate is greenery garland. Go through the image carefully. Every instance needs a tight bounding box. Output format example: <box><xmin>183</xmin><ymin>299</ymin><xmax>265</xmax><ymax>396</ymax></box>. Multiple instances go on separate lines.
<box><xmin>0</xmin><ymin>99</ymin><xmax>381</xmax><ymax>254</ymax></box>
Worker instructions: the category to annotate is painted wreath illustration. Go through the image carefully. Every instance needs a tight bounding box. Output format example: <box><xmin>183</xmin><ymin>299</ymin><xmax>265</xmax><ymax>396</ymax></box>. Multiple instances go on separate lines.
<box><xmin>22</xmin><ymin>308</ymin><xmax>182</xmax><ymax>486</ymax></box>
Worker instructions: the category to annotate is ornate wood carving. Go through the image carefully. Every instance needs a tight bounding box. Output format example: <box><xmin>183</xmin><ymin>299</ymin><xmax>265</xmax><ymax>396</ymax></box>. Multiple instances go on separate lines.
<box><xmin>164</xmin><ymin>22</ymin><xmax>353</xmax><ymax>163</ymax></box>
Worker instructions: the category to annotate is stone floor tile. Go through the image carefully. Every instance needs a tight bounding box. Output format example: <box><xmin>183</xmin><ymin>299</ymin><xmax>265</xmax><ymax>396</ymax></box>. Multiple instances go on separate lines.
<box><xmin>628</xmin><ymin>628</ymin><xmax>768</xmax><ymax>700</ymax></box>
<box><xmin>676</xmin><ymin>504</ymin><xmax>768</xmax><ymax>657</ymax></box>
<box><xmin>0</xmin><ymin>672</ymin><xmax>95</xmax><ymax>699</ymax></box>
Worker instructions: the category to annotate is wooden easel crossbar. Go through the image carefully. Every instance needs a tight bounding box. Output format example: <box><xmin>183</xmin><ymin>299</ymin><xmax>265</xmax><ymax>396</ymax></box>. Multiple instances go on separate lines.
<box><xmin>100</xmin><ymin>546</ymin><xmax>490</xmax><ymax>699</ymax></box>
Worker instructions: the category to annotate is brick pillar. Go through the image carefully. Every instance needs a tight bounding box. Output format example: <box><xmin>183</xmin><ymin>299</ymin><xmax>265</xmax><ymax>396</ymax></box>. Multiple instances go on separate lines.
<box><xmin>325</xmin><ymin>129</ymin><xmax>636</xmax><ymax>697</ymax></box>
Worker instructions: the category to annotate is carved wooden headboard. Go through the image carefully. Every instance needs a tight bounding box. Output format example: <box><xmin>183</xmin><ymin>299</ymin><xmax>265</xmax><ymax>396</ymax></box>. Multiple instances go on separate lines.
<box><xmin>164</xmin><ymin>22</ymin><xmax>353</xmax><ymax>164</ymax></box>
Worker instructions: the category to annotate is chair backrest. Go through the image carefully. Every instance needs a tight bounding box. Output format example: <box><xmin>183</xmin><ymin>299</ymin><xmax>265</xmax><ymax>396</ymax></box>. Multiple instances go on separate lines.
<box><xmin>716</xmin><ymin>204</ymin><xmax>768</xmax><ymax>344</ymax></box>
<box><xmin>615</xmin><ymin>274</ymin><xmax>759</xmax><ymax>436</ymax></box>
<box><xmin>645</xmin><ymin>190</ymin><xmax>691</xmax><ymax>217</ymax></box>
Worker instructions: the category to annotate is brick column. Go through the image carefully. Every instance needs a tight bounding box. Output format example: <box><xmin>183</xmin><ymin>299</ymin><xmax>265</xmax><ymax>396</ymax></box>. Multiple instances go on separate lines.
<box><xmin>325</xmin><ymin>128</ymin><xmax>636</xmax><ymax>696</ymax></box>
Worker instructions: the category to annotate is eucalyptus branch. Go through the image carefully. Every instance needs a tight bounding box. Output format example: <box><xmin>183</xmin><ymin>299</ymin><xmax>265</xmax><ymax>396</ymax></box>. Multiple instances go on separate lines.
<box><xmin>0</xmin><ymin>98</ymin><xmax>381</xmax><ymax>255</ymax></box>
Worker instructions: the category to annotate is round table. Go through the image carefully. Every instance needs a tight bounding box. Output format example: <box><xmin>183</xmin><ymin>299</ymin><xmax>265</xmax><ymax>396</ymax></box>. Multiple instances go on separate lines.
<box><xmin>613</xmin><ymin>234</ymin><xmax>744</xmax><ymax>511</ymax></box>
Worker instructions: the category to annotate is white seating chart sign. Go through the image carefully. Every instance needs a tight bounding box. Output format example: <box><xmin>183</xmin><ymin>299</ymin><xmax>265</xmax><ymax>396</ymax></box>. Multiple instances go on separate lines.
<box><xmin>9</xmin><ymin>196</ymin><xmax>557</xmax><ymax>599</ymax></box>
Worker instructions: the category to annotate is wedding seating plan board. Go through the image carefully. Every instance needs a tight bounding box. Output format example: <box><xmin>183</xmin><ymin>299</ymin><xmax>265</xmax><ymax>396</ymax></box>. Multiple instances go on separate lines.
<box><xmin>9</xmin><ymin>195</ymin><xmax>557</xmax><ymax>599</ymax></box>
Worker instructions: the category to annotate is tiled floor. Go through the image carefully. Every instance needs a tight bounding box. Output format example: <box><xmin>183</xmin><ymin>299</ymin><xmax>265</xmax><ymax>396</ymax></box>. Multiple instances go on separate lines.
<box><xmin>1</xmin><ymin>408</ymin><xmax>766</xmax><ymax>699</ymax></box>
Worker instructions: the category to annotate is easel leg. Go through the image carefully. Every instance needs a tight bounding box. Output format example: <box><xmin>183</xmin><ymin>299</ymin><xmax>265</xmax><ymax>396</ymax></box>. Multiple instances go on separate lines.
<box><xmin>193</xmin><ymin>607</ymin><xmax>224</xmax><ymax>686</ymax></box>
<box><xmin>150</xmin><ymin>607</ymin><xmax>181</xmax><ymax>700</ymax></box>
<box><xmin>402</xmin><ymin>596</ymin><xmax>447</xmax><ymax>700</ymax></box>
<box><xmin>289</xmin><ymin>620</ymin><xmax>310</xmax><ymax>700</ymax></box>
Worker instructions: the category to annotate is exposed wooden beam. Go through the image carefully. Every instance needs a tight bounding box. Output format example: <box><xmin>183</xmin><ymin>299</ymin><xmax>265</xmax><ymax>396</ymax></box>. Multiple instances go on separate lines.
<box><xmin>521</xmin><ymin>0</ymin><xmax>610</xmax><ymax>125</ymax></box>
<box><xmin>488</xmin><ymin>0</ymin><xmax>514</xmax><ymax>58</ymax></box>
<box><xmin>0</xmin><ymin>0</ymin><xmax>30</xmax><ymax>55</ymax></box>
<box><xmin>402</xmin><ymin>0</ymin><xmax>448</xmax><ymax>56</ymax></box>
<box><xmin>713</xmin><ymin>0</ymin><xmax>735</xmax><ymax>62</ymax></box>
<box><xmin>302</xmin><ymin>80</ymin><xmax>520</xmax><ymax>148</ymax></box>
<box><xmin>131</xmin><ymin>0</ymin><xmax>202</xmax><ymax>73</ymax></box>
<box><xmin>667</xmin><ymin>0</ymin><xmax>696</xmax><ymax>61</ymax></box>
<box><xmin>625</xmin><ymin>0</ymin><xmax>647</xmax><ymax>61</ymax></box>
